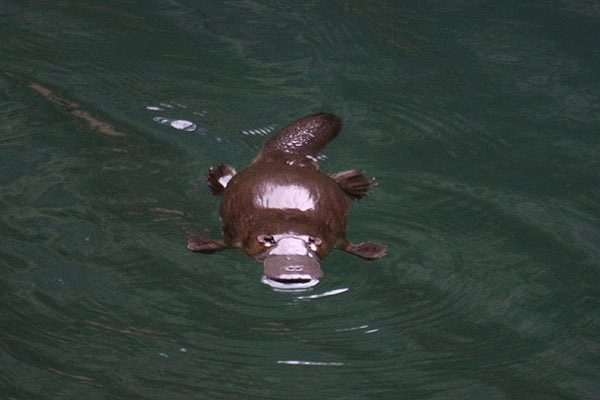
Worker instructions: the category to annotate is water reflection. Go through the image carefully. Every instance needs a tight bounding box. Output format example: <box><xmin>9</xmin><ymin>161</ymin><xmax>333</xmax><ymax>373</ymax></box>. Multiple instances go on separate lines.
<box><xmin>295</xmin><ymin>287</ymin><xmax>349</xmax><ymax>300</ymax></box>
<box><xmin>277</xmin><ymin>360</ymin><xmax>345</xmax><ymax>366</ymax></box>
<box><xmin>261</xmin><ymin>276</ymin><xmax>319</xmax><ymax>291</ymax></box>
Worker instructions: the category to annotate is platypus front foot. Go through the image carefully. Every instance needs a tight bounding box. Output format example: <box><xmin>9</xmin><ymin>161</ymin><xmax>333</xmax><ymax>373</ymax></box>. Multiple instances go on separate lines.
<box><xmin>186</xmin><ymin>236</ymin><xmax>230</xmax><ymax>252</ymax></box>
<box><xmin>344</xmin><ymin>241</ymin><xmax>388</xmax><ymax>260</ymax></box>
<box><xmin>207</xmin><ymin>164</ymin><xmax>236</xmax><ymax>196</ymax></box>
<box><xmin>331</xmin><ymin>170</ymin><xmax>377</xmax><ymax>201</ymax></box>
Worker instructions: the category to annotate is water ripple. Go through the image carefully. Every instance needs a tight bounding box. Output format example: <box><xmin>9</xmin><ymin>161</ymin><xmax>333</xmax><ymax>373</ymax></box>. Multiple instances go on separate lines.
<box><xmin>2</xmin><ymin>1</ymin><xmax>599</xmax><ymax>399</ymax></box>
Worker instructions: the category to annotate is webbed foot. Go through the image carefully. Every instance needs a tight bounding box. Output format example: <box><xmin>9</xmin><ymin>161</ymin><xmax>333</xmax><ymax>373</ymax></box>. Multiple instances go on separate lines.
<box><xmin>207</xmin><ymin>164</ymin><xmax>236</xmax><ymax>196</ymax></box>
<box><xmin>331</xmin><ymin>170</ymin><xmax>377</xmax><ymax>201</ymax></box>
<box><xmin>186</xmin><ymin>236</ymin><xmax>230</xmax><ymax>252</ymax></box>
<box><xmin>344</xmin><ymin>241</ymin><xmax>388</xmax><ymax>260</ymax></box>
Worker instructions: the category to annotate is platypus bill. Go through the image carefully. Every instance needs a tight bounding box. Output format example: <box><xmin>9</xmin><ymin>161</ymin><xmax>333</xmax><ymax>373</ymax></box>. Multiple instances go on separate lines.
<box><xmin>186</xmin><ymin>113</ymin><xmax>387</xmax><ymax>284</ymax></box>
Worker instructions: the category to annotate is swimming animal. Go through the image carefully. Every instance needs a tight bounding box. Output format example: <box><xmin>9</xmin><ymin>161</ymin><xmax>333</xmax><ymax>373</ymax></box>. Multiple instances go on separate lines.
<box><xmin>186</xmin><ymin>113</ymin><xmax>387</xmax><ymax>283</ymax></box>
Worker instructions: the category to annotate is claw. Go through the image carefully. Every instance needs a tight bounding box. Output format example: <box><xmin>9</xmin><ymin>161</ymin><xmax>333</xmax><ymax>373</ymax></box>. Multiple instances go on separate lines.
<box><xmin>331</xmin><ymin>170</ymin><xmax>377</xmax><ymax>201</ymax></box>
<box><xmin>344</xmin><ymin>241</ymin><xmax>388</xmax><ymax>260</ymax></box>
<box><xmin>186</xmin><ymin>236</ymin><xmax>230</xmax><ymax>252</ymax></box>
<box><xmin>206</xmin><ymin>164</ymin><xmax>236</xmax><ymax>196</ymax></box>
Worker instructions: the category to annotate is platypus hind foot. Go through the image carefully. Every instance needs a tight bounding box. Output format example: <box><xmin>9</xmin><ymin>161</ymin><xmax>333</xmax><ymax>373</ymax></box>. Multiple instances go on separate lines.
<box><xmin>331</xmin><ymin>170</ymin><xmax>377</xmax><ymax>201</ymax></box>
<box><xmin>207</xmin><ymin>164</ymin><xmax>237</xmax><ymax>196</ymax></box>
<box><xmin>186</xmin><ymin>236</ymin><xmax>230</xmax><ymax>252</ymax></box>
<box><xmin>344</xmin><ymin>241</ymin><xmax>388</xmax><ymax>260</ymax></box>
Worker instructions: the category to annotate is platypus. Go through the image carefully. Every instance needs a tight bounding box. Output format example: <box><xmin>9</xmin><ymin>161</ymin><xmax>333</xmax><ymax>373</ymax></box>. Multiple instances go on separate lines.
<box><xmin>186</xmin><ymin>113</ymin><xmax>387</xmax><ymax>283</ymax></box>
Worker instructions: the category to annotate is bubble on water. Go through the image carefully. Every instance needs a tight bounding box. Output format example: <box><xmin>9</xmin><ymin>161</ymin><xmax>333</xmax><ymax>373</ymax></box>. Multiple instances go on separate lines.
<box><xmin>153</xmin><ymin>116</ymin><xmax>171</xmax><ymax>125</ymax></box>
<box><xmin>146</xmin><ymin>106</ymin><xmax>164</xmax><ymax>111</ymax></box>
<box><xmin>170</xmin><ymin>119</ymin><xmax>196</xmax><ymax>131</ymax></box>
<box><xmin>152</xmin><ymin>117</ymin><xmax>196</xmax><ymax>132</ymax></box>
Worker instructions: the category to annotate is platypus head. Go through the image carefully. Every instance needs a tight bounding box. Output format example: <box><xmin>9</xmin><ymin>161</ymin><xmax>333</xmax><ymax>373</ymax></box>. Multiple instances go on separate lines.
<box><xmin>257</xmin><ymin>233</ymin><xmax>324</xmax><ymax>283</ymax></box>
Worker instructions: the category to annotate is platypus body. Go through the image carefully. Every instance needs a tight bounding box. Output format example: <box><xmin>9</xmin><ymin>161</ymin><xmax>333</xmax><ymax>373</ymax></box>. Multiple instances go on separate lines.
<box><xmin>187</xmin><ymin>113</ymin><xmax>387</xmax><ymax>283</ymax></box>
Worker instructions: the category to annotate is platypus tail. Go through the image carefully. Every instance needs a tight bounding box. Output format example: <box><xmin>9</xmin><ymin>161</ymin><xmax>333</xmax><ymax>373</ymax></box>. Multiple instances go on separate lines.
<box><xmin>255</xmin><ymin>113</ymin><xmax>342</xmax><ymax>164</ymax></box>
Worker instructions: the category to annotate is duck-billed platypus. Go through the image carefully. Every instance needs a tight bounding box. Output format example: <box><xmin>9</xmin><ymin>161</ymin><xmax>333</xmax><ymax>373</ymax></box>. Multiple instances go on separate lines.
<box><xmin>186</xmin><ymin>113</ymin><xmax>387</xmax><ymax>283</ymax></box>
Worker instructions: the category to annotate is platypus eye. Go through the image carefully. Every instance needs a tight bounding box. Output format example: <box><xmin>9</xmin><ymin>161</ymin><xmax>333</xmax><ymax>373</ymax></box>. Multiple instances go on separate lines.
<box><xmin>258</xmin><ymin>234</ymin><xmax>275</xmax><ymax>247</ymax></box>
<box><xmin>308</xmin><ymin>237</ymin><xmax>322</xmax><ymax>245</ymax></box>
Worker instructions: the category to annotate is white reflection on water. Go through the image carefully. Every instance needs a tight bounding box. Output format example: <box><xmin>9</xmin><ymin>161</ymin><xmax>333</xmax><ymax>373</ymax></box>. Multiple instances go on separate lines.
<box><xmin>277</xmin><ymin>360</ymin><xmax>345</xmax><ymax>366</ymax></box>
<box><xmin>335</xmin><ymin>324</ymin><xmax>379</xmax><ymax>334</ymax></box>
<box><xmin>335</xmin><ymin>325</ymin><xmax>369</xmax><ymax>332</ymax></box>
<box><xmin>261</xmin><ymin>276</ymin><xmax>319</xmax><ymax>291</ymax></box>
<box><xmin>295</xmin><ymin>287</ymin><xmax>348</xmax><ymax>299</ymax></box>
<box><xmin>152</xmin><ymin>116</ymin><xmax>197</xmax><ymax>131</ymax></box>
<box><xmin>260</xmin><ymin>278</ymin><xmax>351</xmax><ymax>302</ymax></box>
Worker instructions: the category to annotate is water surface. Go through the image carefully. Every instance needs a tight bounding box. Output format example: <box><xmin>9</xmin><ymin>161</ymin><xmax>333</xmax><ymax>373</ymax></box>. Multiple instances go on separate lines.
<box><xmin>1</xmin><ymin>1</ymin><xmax>599</xmax><ymax>399</ymax></box>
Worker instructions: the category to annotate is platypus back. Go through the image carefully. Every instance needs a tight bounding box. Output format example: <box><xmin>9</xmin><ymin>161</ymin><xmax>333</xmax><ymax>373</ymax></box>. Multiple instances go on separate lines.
<box><xmin>254</xmin><ymin>113</ymin><xmax>342</xmax><ymax>164</ymax></box>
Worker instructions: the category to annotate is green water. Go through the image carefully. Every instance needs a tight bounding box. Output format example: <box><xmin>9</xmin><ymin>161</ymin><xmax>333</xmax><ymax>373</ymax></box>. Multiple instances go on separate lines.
<box><xmin>1</xmin><ymin>1</ymin><xmax>599</xmax><ymax>399</ymax></box>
